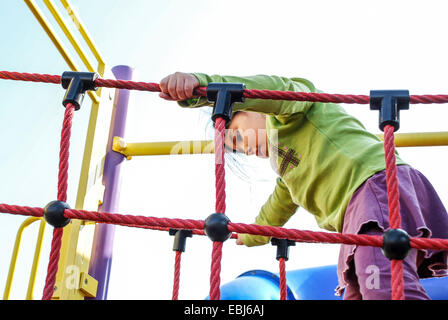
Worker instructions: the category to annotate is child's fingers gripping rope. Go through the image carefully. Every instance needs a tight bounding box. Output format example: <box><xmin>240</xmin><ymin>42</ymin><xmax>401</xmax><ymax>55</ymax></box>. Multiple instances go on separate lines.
<box><xmin>159</xmin><ymin>72</ymin><xmax>199</xmax><ymax>101</ymax></box>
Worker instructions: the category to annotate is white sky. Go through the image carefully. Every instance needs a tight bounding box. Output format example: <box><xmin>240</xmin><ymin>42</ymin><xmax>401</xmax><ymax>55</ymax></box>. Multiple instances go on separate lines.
<box><xmin>1</xmin><ymin>0</ymin><xmax>448</xmax><ymax>300</ymax></box>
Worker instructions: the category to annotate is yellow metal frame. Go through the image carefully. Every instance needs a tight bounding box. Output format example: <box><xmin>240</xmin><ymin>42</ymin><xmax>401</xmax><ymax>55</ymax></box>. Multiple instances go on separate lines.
<box><xmin>376</xmin><ymin>131</ymin><xmax>448</xmax><ymax>147</ymax></box>
<box><xmin>112</xmin><ymin>137</ymin><xmax>215</xmax><ymax>157</ymax></box>
<box><xmin>24</xmin><ymin>0</ymin><xmax>104</xmax><ymax>103</ymax></box>
<box><xmin>112</xmin><ymin>132</ymin><xmax>448</xmax><ymax>158</ymax></box>
<box><xmin>3</xmin><ymin>0</ymin><xmax>115</xmax><ymax>300</ymax></box>
<box><xmin>3</xmin><ymin>218</ymin><xmax>46</xmax><ymax>300</ymax></box>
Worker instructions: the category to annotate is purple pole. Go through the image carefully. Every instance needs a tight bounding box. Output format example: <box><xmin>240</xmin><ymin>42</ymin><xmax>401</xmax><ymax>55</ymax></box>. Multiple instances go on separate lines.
<box><xmin>87</xmin><ymin>65</ymin><xmax>133</xmax><ymax>300</ymax></box>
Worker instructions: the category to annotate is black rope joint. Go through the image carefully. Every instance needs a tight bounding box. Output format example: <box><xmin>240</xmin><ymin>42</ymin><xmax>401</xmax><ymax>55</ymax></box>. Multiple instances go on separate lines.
<box><xmin>370</xmin><ymin>90</ymin><xmax>410</xmax><ymax>132</ymax></box>
<box><xmin>382</xmin><ymin>228</ymin><xmax>411</xmax><ymax>260</ymax></box>
<box><xmin>271</xmin><ymin>238</ymin><xmax>296</xmax><ymax>261</ymax></box>
<box><xmin>43</xmin><ymin>200</ymin><xmax>71</xmax><ymax>228</ymax></box>
<box><xmin>204</xmin><ymin>213</ymin><xmax>232</xmax><ymax>242</ymax></box>
<box><xmin>206</xmin><ymin>83</ymin><xmax>245</xmax><ymax>127</ymax></box>
<box><xmin>61</xmin><ymin>71</ymin><xmax>99</xmax><ymax>110</ymax></box>
<box><xmin>169</xmin><ymin>229</ymin><xmax>193</xmax><ymax>252</ymax></box>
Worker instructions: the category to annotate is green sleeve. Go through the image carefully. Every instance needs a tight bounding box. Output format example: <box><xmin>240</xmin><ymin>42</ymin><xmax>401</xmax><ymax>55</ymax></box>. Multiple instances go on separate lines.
<box><xmin>177</xmin><ymin>73</ymin><xmax>316</xmax><ymax>116</ymax></box>
<box><xmin>240</xmin><ymin>177</ymin><xmax>299</xmax><ymax>247</ymax></box>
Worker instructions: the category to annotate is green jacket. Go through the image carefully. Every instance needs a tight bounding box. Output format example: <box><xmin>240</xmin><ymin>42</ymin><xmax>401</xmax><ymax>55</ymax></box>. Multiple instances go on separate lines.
<box><xmin>178</xmin><ymin>73</ymin><xmax>407</xmax><ymax>246</ymax></box>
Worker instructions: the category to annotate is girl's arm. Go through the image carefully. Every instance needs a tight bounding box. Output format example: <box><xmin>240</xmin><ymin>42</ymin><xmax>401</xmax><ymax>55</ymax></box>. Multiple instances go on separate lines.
<box><xmin>239</xmin><ymin>177</ymin><xmax>299</xmax><ymax>247</ymax></box>
<box><xmin>159</xmin><ymin>72</ymin><xmax>317</xmax><ymax>116</ymax></box>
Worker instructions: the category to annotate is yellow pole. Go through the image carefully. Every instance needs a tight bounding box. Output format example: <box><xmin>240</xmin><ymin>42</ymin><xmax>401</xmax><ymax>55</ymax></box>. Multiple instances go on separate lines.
<box><xmin>59</xmin><ymin>0</ymin><xmax>106</xmax><ymax>76</ymax></box>
<box><xmin>24</xmin><ymin>0</ymin><xmax>78</xmax><ymax>70</ymax></box>
<box><xmin>43</xmin><ymin>0</ymin><xmax>96</xmax><ymax>73</ymax></box>
<box><xmin>23</xmin><ymin>0</ymin><xmax>99</xmax><ymax>104</ymax></box>
<box><xmin>376</xmin><ymin>131</ymin><xmax>448</xmax><ymax>147</ymax></box>
<box><xmin>112</xmin><ymin>132</ymin><xmax>448</xmax><ymax>159</ymax></box>
<box><xmin>3</xmin><ymin>217</ymin><xmax>41</xmax><ymax>300</ymax></box>
<box><xmin>112</xmin><ymin>137</ymin><xmax>215</xmax><ymax>157</ymax></box>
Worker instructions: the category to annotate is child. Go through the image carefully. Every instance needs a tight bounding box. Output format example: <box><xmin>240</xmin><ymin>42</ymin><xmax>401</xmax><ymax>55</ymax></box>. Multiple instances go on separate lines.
<box><xmin>159</xmin><ymin>72</ymin><xmax>448</xmax><ymax>300</ymax></box>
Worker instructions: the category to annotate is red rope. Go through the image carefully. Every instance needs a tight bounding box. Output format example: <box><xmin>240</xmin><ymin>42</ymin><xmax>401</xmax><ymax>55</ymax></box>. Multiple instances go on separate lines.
<box><xmin>57</xmin><ymin>103</ymin><xmax>75</xmax><ymax>202</ymax></box>
<box><xmin>42</xmin><ymin>103</ymin><xmax>75</xmax><ymax>300</ymax></box>
<box><xmin>2</xmin><ymin>70</ymin><xmax>448</xmax><ymax>104</ymax></box>
<box><xmin>0</xmin><ymin>71</ymin><xmax>61</xmax><ymax>84</ymax></box>
<box><xmin>41</xmin><ymin>228</ymin><xmax>63</xmax><ymax>300</ymax></box>
<box><xmin>209</xmin><ymin>117</ymin><xmax>227</xmax><ymax>300</ymax></box>
<box><xmin>410</xmin><ymin>237</ymin><xmax>448</xmax><ymax>250</ymax></box>
<box><xmin>66</xmin><ymin>209</ymin><xmax>205</xmax><ymax>230</ymax></box>
<box><xmin>279</xmin><ymin>258</ymin><xmax>287</xmax><ymax>300</ymax></box>
<box><xmin>229</xmin><ymin>223</ymin><xmax>384</xmax><ymax>246</ymax></box>
<box><xmin>124</xmin><ymin>225</ymin><xmax>238</xmax><ymax>239</ymax></box>
<box><xmin>391</xmin><ymin>260</ymin><xmax>405</xmax><ymax>300</ymax></box>
<box><xmin>2</xmin><ymin>204</ymin><xmax>448</xmax><ymax>251</ymax></box>
<box><xmin>215</xmin><ymin>117</ymin><xmax>226</xmax><ymax>214</ymax></box>
<box><xmin>0</xmin><ymin>204</ymin><xmax>43</xmax><ymax>217</ymax></box>
<box><xmin>2</xmin><ymin>69</ymin><xmax>448</xmax><ymax>301</ymax></box>
<box><xmin>209</xmin><ymin>241</ymin><xmax>224</xmax><ymax>300</ymax></box>
<box><xmin>383</xmin><ymin>125</ymin><xmax>402</xmax><ymax>230</ymax></box>
<box><xmin>172</xmin><ymin>251</ymin><xmax>182</xmax><ymax>300</ymax></box>
<box><xmin>383</xmin><ymin>124</ymin><xmax>405</xmax><ymax>300</ymax></box>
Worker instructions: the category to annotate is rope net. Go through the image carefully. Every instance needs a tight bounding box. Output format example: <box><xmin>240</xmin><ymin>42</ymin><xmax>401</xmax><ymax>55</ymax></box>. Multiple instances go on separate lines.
<box><xmin>1</xmin><ymin>70</ymin><xmax>448</xmax><ymax>301</ymax></box>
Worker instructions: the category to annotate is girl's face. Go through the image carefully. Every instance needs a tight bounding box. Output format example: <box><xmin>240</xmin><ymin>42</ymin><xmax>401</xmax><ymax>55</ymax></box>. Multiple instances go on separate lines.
<box><xmin>224</xmin><ymin>111</ymin><xmax>269</xmax><ymax>158</ymax></box>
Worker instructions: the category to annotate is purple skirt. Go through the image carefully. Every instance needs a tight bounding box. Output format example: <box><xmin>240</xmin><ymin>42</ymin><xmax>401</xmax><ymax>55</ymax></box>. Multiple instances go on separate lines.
<box><xmin>336</xmin><ymin>164</ymin><xmax>448</xmax><ymax>298</ymax></box>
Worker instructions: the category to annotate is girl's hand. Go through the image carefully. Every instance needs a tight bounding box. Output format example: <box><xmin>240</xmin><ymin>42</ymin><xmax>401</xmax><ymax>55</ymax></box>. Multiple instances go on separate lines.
<box><xmin>159</xmin><ymin>72</ymin><xmax>200</xmax><ymax>101</ymax></box>
<box><xmin>236</xmin><ymin>234</ymin><xmax>244</xmax><ymax>245</ymax></box>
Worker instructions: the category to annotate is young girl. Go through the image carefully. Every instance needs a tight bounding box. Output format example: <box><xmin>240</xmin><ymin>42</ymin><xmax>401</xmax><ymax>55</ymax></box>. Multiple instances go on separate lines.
<box><xmin>159</xmin><ymin>72</ymin><xmax>448</xmax><ymax>300</ymax></box>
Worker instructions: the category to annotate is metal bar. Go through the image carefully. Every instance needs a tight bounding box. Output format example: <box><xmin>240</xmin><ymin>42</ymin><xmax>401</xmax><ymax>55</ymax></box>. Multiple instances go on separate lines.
<box><xmin>376</xmin><ymin>131</ymin><xmax>448</xmax><ymax>147</ymax></box>
<box><xmin>43</xmin><ymin>0</ymin><xmax>96</xmax><ymax>72</ymax></box>
<box><xmin>112</xmin><ymin>131</ymin><xmax>448</xmax><ymax>158</ymax></box>
<box><xmin>112</xmin><ymin>138</ymin><xmax>215</xmax><ymax>157</ymax></box>
<box><xmin>87</xmin><ymin>65</ymin><xmax>133</xmax><ymax>300</ymax></box>
<box><xmin>59</xmin><ymin>0</ymin><xmax>106</xmax><ymax>76</ymax></box>
<box><xmin>3</xmin><ymin>217</ymin><xmax>42</xmax><ymax>300</ymax></box>
<box><xmin>23</xmin><ymin>0</ymin><xmax>99</xmax><ymax>104</ymax></box>
<box><xmin>25</xmin><ymin>219</ymin><xmax>46</xmax><ymax>300</ymax></box>
<box><xmin>24</xmin><ymin>0</ymin><xmax>78</xmax><ymax>70</ymax></box>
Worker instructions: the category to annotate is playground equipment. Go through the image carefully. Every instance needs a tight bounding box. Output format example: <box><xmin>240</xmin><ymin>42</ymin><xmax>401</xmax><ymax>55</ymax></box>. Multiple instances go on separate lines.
<box><xmin>218</xmin><ymin>265</ymin><xmax>448</xmax><ymax>300</ymax></box>
<box><xmin>2</xmin><ymin>1</ymin><xmax>448</xmax><ymax>301</ymax></box>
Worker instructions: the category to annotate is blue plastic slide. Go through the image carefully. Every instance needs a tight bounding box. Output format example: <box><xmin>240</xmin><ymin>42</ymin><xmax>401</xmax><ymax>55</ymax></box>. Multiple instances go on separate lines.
<box><xmin>215</xmin><ymin>265</ymin><xmax>448</xmax><ymax>300</ymax></box>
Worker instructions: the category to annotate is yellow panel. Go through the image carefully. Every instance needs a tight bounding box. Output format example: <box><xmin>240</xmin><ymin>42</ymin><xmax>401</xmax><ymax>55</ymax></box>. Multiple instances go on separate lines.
<box><xmin>79</xmin><ymin>272</ymin><xmax>98</xmax><ymax>298</ymax></box>
<box><xmin>54</xmin><ymin>69</ymin><xmax>115</xmax><ymax>300</ymax></box>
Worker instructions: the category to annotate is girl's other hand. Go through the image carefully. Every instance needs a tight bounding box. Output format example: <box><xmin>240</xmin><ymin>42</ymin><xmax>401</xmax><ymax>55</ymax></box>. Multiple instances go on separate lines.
<box><xmin>159</xmin><ymin>72</ymin><xmax>200</xmax><ymax>101</ymax></box>
<box><xmin>236</xmin><ymin>234</ymin><xmax>244</xmax><ymax>245</ymax></box>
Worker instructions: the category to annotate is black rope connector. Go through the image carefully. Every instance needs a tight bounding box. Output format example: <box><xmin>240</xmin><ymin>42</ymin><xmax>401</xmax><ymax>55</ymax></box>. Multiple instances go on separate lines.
<box><xmin>382</xmin><ymin>228</ymin><xmax>411</xmax><ymax>260</ymax></box>
<box><xmin>370</xmin><ymin>90</ymin><xmax>410</xmax><ymax>132</ymax></box>
<box><xmin>271</xmin><ymin>238</ymin><xmax>296</xmax><ymax>261</ymax></box>
<box><xmin>43</xmin><ymin>200</ymin><xmax>71</xmax><ymax>228</ymax></box>
<box><xmin>206</xmin><ymin>83</ymin><xmax>245</xmax><ymax>127</ymax></box>
<box><xmin>61</xmin><ymin>71</ymin><xmax>99</xmax><ymax>110</ymax></box>
<box><xmin>169</xmin><ymin>229</ymin><xmax>193</xmax><ymax>252</ymax></box>
<box><xmin>204</xmin><ymin>213</ymin><xmax>232</xmax><ymax>242</ymax></box>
